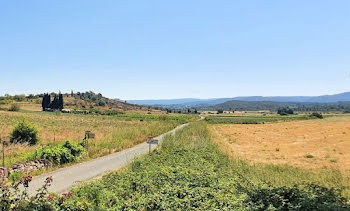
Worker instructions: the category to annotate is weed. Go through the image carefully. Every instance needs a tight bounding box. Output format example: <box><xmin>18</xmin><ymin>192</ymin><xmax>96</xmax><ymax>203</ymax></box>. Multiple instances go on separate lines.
<box><xmin>305</xmin><ymin>154</ymin><xmax>314</xmax><ymax>159</ymax></box>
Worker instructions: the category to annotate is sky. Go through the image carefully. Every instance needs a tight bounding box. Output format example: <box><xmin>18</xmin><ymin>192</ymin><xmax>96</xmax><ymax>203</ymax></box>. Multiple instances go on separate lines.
<box><xmin>0</xmin><ymin>0</ymin><xmax>350</xmax><ymax>100</ymax></box>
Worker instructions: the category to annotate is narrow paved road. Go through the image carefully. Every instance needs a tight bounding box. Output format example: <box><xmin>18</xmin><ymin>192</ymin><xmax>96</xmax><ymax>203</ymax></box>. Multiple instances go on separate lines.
<box><xmin>26</xmin><ymin>123</ymin><xmax>189</xmax><ymax>195</ymax></box>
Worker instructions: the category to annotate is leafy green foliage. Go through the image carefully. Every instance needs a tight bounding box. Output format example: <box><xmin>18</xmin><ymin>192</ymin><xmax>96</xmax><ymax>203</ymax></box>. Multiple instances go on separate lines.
<box><xmin>10</xmin><ymin>121</ymin><xmax>39</xmax><ymax>145</ymax></box>
<box><xmin>13</xmin><ymin>94</ymin><xmax>26</xmax><ymax>102</ymax></box>
<box><xmin>246</xmin><ymin>184</ymin><xmax>349</xmax><ymax>210</ymax></box>
<box><xmin>31</xmin><ymin>141</ymin><xmax>84</xmax><ymax>165</ymax></box>
<box><xmin>277</xmin><ymin>107</ymin><xmax>294</xmax><ymax>115</ymax></box>
<box><xmin>310</xmin><ymin>112</ymin><xmax>324</xmax><ymax>119</ymax></box>
<box><xmin>8</xmin><ymin>172</ymin><xmax>23</xmax><ymax>183</ymax></box>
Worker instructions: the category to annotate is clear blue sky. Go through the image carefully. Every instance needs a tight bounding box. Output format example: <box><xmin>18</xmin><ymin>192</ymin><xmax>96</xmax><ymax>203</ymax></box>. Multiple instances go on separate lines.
<box><xmin>1</xmin><ymin>0</ymin><xmax>349</xmax><ymax>99</ymax></box>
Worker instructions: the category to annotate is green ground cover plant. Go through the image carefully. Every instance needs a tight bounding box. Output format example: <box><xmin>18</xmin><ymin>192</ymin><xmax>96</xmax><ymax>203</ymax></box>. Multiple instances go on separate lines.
<box><xmin>29</xmin><ymin>141</ymin><xmax>84</xmax><ymax>165</ymax></box>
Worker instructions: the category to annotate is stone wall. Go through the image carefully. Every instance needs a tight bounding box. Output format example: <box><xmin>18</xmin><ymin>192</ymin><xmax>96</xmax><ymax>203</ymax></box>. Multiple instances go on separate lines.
<box><xmin>0</xmin><ymin>159</ymin><xmax>50</xmax><ymax>179</ymax></box>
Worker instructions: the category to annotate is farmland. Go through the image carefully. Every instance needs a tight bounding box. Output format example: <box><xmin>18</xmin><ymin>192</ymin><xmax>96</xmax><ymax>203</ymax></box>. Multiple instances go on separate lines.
<box><xmin>1</xmin><ymin>115</ymin><xmax>350</xmax><ymax>209</ymax></box>
<box><xmin>205</xmin><ymin>114</ymin><xmax>328</xmax><ymax>124</ymax></box>
<box><xmin>0</xmin><ymin>110</ymin><xmax>196</xmax><ymax>167</ymax></box>
<box><xmin>56</xmin><ymin>122</ymin><xmax>349</xmax><ymax>210</ymax></box>
<box><xmin>208</xmin><ymin>115</ymin><xmax>350</xmax><ymax>172</ymax></box>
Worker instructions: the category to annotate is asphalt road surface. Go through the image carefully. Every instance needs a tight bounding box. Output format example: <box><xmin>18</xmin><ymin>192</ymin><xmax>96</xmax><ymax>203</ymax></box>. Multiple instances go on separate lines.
<box><xmin>26</xmin><ymin>123</ymin><xmax>189</xmax><ymax>195</ymax></box>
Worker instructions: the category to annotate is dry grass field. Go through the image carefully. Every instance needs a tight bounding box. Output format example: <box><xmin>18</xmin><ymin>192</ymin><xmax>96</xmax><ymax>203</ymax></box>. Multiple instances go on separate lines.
<box><xmin>0</xmin><ymin>110</ymin><xmax>188</xmax><ymax>167</ymax></box>
<box><xmin>209</xmin><ymin>115</ymin><xmax>350</xmax><ymax>174</ymax></box>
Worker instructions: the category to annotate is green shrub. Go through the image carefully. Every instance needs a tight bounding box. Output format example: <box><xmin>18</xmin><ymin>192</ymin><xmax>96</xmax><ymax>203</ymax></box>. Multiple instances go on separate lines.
<box><xmin>8</xmin><ymin>172</ymin><xmax>23</xmax><ymax>183</ymax></box>
<box><xmin>245</xmin><ymin>184</ymin><xmax>348</xmax><ymax>210</ymax></box>
<box><xmin>10</xmin><ymin>121</ymin><xmax>39</xmax><ymax>146</ymax></box>
<box><xmin>305</xmin><ymin>154</ymin><xmax>315</xmax><ymax>159</ymax></box>
<box><xmin>310</xmin><ymin>112</ymin><xmax>323</xmax><ymax>119</ymax></box>
<box><xmin>277</xmin><ymin>107</ymin><xmax>294</xmax><ymax>115</ymax></box>
<box><xmin>32</xmin><ymin>141</ymin><xmax>84</xmax><ymax>165</ymax></box>
<box><xmin>8</xmin><ymin>103</ymin><xmax>20</xmax><ymax>112</ymax></box>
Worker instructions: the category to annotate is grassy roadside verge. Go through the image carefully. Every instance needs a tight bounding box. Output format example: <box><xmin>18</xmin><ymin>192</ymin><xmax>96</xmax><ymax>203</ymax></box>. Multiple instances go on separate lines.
<box><xmin>61</xmin><ymin>122</ymin><xmax>349</xmax><ymax>210</ymax></box>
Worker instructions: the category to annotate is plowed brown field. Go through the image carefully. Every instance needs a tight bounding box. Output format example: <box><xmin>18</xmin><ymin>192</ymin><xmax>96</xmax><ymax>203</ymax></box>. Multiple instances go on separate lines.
<box><xmin>209</xmin><ymin>116</ymin><xmax>350</xmax><ymax>173</ymax></box>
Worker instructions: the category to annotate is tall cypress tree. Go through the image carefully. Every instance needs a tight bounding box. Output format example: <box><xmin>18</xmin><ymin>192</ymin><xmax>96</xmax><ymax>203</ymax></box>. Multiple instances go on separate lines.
<box><xmin>51</xmin><ymin>95</ymin><xmax>58</xmax><ymax>110</ymax></box>
<box><xmin>42</xmin><ymin>93</ymin><xmax>51</xmax><ymax>111</ymax></box>
<box><xmin>59</xmin><ymin>93</ymin><xmax>64</xmax><ymax>110</ymax></box>
<box><xmin>47</xmin><ymin>94</ymin><xmax>51</xmax><ymax>109</ymax></box>
<box><xmin>42</xmin><ymin>94</ymin><xmax>46</xmax><ymax>111</ymax></box>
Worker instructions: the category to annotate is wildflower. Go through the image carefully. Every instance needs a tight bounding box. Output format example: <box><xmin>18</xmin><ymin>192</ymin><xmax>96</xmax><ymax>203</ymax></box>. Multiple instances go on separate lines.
<box><xmin>46</xmin><ymin>176</ymin><xmax>53</xmax><ymax>184</ymax></box>
<box><xmin>62</xmin><ymin>192</ymin><xmax>73</xmax><ymax>199</ymax></box>
<box><xmin>47</xmin><ymin>194</ymin><xmax>55</xmax><ymax>201</ymax></box>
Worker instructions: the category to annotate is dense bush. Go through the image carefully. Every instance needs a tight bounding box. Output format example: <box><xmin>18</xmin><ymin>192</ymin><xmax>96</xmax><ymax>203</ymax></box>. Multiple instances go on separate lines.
<box><xmin>8</xmin><ymin>103</ymin><xmax>20</xmax><ymax>112</ymax></box>
<box><xmin>310</xmin><ymin>112</ymin><xmax>324</xmax><ymax>119</ymax></box>
<box><xmin>31</xmin><ymin>140</ymin><xmax>84</xmax><ymax>165</ymax></box>
<box><xmin>10</xmin><ymin>121</ymin><xmax>39</xmax><ymax>146</ymax></box>
<box><xmin>277</xmin><ymin>107</ymin><xmax>294</xmax><ymax>115</ymax></box>
<box><xmin>0</xmin><ymin>176</ymin><xmax>74</xmax><ymax>210</ymax></box>
<box><xmin>13</xmin><ymin>94</ymin><xmax>26</xmax><ymax>102</ymax></box>
<box><xmin>245</xmin><ymin>184</ymin><xmax>348</xmax><ymax>210</ymax></box>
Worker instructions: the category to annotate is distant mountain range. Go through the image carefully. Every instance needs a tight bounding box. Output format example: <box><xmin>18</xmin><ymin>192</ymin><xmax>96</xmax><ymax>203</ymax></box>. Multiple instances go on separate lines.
<box><xmin>127</xmin><ymin>92</ymin><xmax>350</xmax><ymax>109</ymax></box>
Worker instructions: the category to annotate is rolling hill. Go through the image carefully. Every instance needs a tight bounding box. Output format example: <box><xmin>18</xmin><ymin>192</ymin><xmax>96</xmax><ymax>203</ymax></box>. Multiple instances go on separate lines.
<box><xmin>0</xmin><ymin>91</ymin><xmax>162</xmax><ymax>114</ymax></box>
<box><xmin>199</xmin><ymin>100</ymin><xmax>350</xmax><ymax>112</ymax></box>
<box><xmin>128</xmin><ymin>92</ymin><xmax>350</xmax><ymax>109</ymax></box>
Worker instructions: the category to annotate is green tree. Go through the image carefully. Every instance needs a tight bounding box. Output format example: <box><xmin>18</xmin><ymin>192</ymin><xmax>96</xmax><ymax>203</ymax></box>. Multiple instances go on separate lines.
<box><xmin>50</xmin><ymin>95</ymin><xmax>59</xmax><ymax>110</ymax></box>
<box><xmin>42</xmin><ymin>93</ymin><xmax>51</xmax><ymax>111</ymax></box>
<box><xmin>58</xmin><ymin>93</ymin><xmax>64</xmax><ymax>110</ymax></box>
<box><xmin>277</xmin><ymin>107</ymin><xmax>294</xmax><ymax>115</ymax></box>
<box><xmin>14</xmin><ymin>94</ymin><xmax>26</xmax><ymax>101</ymax></box>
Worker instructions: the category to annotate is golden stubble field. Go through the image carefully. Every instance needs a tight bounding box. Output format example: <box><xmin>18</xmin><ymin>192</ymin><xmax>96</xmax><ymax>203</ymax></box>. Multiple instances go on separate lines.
<box><xmin>209</xmin><ymin>115</ymin><xmax>350</xmax><ymax>174</ymax></box>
